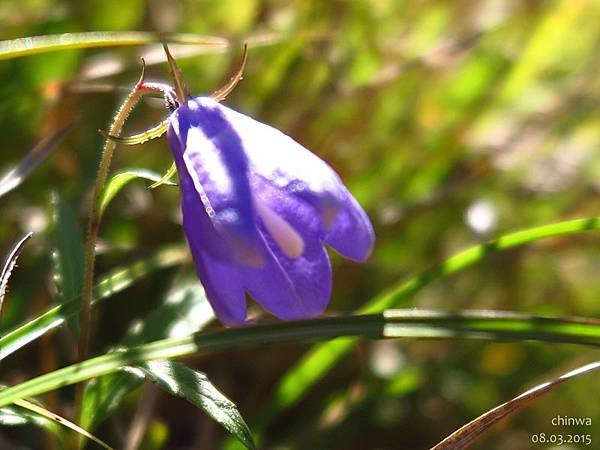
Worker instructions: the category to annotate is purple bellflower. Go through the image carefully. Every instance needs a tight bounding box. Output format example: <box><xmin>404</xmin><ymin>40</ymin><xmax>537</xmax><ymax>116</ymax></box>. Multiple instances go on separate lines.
<box><xmin>100</xmin><ymin>46</ymin><xmax>374</xmax><ymax>325</ymax></box>
<box><xmin>167</xmin><ymin>97</ymin><xmax>374</xmax><ymax>325</ymax></box>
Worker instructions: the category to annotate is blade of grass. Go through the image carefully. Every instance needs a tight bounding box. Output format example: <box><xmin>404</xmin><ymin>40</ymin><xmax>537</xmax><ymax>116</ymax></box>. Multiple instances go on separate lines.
<box><xmin>431</xmin><ymin>361</ymin><xmax>600</xmax><ymax>450</ymax></box>
<box><xmin>52</xmin><ymin>194</ymin><xmax>85</xmax><ymax>335</ymax></box>
<box><xmin>366</xmin><ymin>217</ymin><xmax>600</xmax><ymax>313</ymax></box>
<box><xmin>13</xmin><ymin>398</ymin><xmax>115</xmax><ymax>450</ymax></box>
<box><xmin>0</xmin><ymin>123</ymin><xmax>71</xmax><ymax>198</ymax></box>
<box><xmin>0</xmin><ymin>246</ymin><xmax>187</xmax><ymax>361</ymax></box>
<box><xmin>261</xmin><ymin>216</ymin><xmax>600</xmax><ymax>432</ymax></box>
<box><xmin>73</xmin><ymin>29</ymin><xmax>331</xmax><ymax>83</ymax></box>
<box><xmin>0</xmin><ymin>32</ymin><xmax>227</xmax><ymax>60</ymax></box>
<box><xmin>0</xmin><ymin>309</ymin><xmax>598</xmax><ymax>409</ymax></box>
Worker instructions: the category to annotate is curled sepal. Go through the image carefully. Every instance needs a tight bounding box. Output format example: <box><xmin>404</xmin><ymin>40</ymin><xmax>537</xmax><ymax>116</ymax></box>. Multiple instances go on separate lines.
<box><xmin>149</xmin><ymin>162</ymin><xmax>178</xmax><ymax>189</ymax></box>
<box><xmin>211</xmin><ymin>43</ymin><xmax>248</xmax><ymax>102</ymax></box>
<box><xmin>162</xmin><ymin>43</ymin><xmax>190</xmax><ymax>103</ymax></box>
<box><xmin>98</xmin><ymin>118</ymin><xmax>169</xmax><ymax>145</ymax></box>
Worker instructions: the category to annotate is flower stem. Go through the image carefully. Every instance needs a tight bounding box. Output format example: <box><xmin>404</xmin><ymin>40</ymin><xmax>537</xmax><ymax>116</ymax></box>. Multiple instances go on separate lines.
<box><xmin>76</xmin><ymin>79</ymin><xmax>146</xmax><ymax>425</ymax></box>
<box><xmin>79</xmin><ymin>86</ymin><xmax>141</xmax><ymax>361</ymax></box>
<box><xmin>78</xmin><ymin>79</ymin><xmax>177</xmax><ymax>366</ymax></box>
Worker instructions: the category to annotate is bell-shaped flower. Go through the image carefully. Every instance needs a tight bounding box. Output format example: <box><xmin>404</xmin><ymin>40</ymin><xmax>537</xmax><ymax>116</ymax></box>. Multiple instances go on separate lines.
<box><xmin>167</xmin><ymin>96</ymin><xmax>374</xmax><ymax>325</ymax></box>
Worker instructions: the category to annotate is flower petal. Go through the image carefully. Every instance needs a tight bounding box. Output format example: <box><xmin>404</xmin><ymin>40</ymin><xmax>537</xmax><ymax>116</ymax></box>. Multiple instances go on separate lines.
<box><xmin>180</xmin><ymin>172</ymin><xmax>330</xmax><ymax>323</ymax></box>
<box><xmin>168</xmin><ymin>97</ymin><xmax>262</xmax><ymax>266</ymax></box>
<box><xmin>244</xmin><ymin>231</ymin><xmax>331</xmax><ymax>320</ymax></box>
<box><xmin>324</xmin><ymin>190</ymin><xmax>375</xmax><ymax>262</ymax></box>
<box><xmin>253</xmin><ymin>193</ymin><xmax>305</xmax><ymax>259</ymax></box>
<box><xmin>208</xmin><ymin>99</ymin><xmax>345</xmax><ymax>225</ymax></box>
<box><xmin>168</xmin><ymin>96</ymin><xmax>374</xmax><ymax>325</ymax></box>
<box><xmin>180</xmin><ymin>198</ymin><xmax>248</xmax><ymax>325</ymax></box>
<box><xmin>242</xmin><ymin>177</ymin><xmax>332</xmax><ymax>319</ymax></box>
<box><xmin>193</xmin><ymin>251</ymin><xmax>248</xmax><ymax>325</ymax></box>
<box><xmin>212</xmin><ymin>99</ymin><xmax>374</xmax><ymax>260</ymax></box>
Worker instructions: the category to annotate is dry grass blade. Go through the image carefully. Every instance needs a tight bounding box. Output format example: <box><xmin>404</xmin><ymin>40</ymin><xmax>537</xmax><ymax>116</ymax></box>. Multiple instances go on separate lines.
<box><xmin>431</xmin><ymin>361</ymin><xmax>600</xmax><ymax>450</ymax></box>
<box><xmin>13</xmin><ymin>398</ymin><xmax>115</xmax><ymax>450</ymax></box>
<box><xmin>0</xmin><ymin>122</ymin><xmax>72</xmax><ymax>198</ymax></box>
<box><xmin>0</xmin><ymin>232</ymin><xmax>33</xmax><ymax>314</ymax></box>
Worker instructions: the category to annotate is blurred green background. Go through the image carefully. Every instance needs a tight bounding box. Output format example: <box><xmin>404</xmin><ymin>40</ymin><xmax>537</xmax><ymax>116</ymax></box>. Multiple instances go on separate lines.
<box><xmin>0</xmin><ymin>0</ymin><xmax>598</xmax><ymax>449</ymax></box>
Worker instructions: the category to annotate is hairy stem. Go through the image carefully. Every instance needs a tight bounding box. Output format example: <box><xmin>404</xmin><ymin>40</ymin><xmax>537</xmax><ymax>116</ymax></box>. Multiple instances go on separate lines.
<box><xmin>79</xmin><ymin>84</ymin><xmax>143</xmax><ymax>364</ymax></box>
<box><xmin>75</xmin><ymin>80</ymin><xmax>147</xmax><ymax>430</ymax></box>
<box><xmin>78</xmin><ymin>80</ymin><xmax>176</xmax><ymax>364</ymax></box>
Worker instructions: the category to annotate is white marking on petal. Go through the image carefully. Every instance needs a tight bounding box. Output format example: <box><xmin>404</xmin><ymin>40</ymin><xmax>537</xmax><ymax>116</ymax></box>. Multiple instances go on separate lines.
<box><xmin>182</xmin><ymin>152</ymin><xmax>215</xmax><ymax>218</ymax></box>
<box><xmin>254</xmin><ymin>195</ymin><xmax>305</xmax><ymax>259</ymax></box>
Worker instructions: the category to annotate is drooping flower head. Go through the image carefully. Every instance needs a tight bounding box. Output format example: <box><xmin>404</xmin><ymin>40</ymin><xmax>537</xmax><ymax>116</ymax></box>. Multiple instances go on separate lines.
<box><xmin>167</xmin><ymin>96</ymin><xmax>374</xmax><ymax>325</ymax></box>
<box><xmin>110</xmin><ymin>46</ymin><xmax>375</xmax><ymax>325</ymax></box>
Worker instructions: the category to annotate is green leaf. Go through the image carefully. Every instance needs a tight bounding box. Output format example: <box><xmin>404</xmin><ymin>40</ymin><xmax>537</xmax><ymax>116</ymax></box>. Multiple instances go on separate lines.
<box><xmin>80</xmin><ymin>371</ymin><xmax>144</xmax><ymax>431</ymax></box>
<box><xmin>131</xmin><ymin>360</ymin><xmax>255</xmax><ymax>450</ymax></box>
<box><xmin>1</xmin><ymin>309</ymin><xmax>599</xmax><ymax>411</ymax></box>
<box><xmin>80</xmin><ymin>280</ymin><xmax>213</xmax><ymax>431</ymax></box>
<box><xmin>52</xmin><ymin>194</ymin><xmax>85</xmax><ymax>335</ymax></box>
<box><xmin>0</xmin><ymin>246</ymin><xmax>187</xmax><ymax>361</ymax></box>
<box><xmin>99</xmin><ymin>168</ymin><xmax>176</xmax><ymax>217</ymax></box>
<box><xmin>0</xmin><ymin>32</ymin><xmax>227</xmax><ymax>60</ymax></box>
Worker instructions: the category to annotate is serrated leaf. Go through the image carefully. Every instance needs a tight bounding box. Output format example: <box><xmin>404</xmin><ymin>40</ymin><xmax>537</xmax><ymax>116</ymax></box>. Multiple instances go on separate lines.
<box><xmin>0</xmin><ymin>232</ymin><xmax>33</xmax><ymax>314</ymax></box>
<box><xmin>99</xmin><ymin>168</ymin><xmax>176</xmax><ymax>216</ymax></box>
<box><xmin>80</xmin><ymin>280</ymin><xmax>213</xmax><ymax>431</ymax></box>
<box><xmin>132</xmin><ymin>360</ymin><xmax>255</xmax><ymax>450</ymax></box>
<box><xmin>52</xmin><ymin>194</ymin><xmax>85</xmax><ymax>335</ymax></box>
